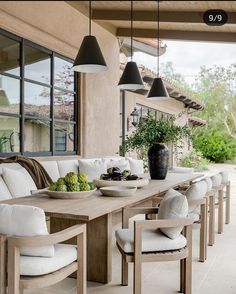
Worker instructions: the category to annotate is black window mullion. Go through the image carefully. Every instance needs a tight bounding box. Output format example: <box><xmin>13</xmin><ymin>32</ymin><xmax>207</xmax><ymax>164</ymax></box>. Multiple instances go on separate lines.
<box><xmin>51</xmin><ymin>52</ymin><xmax>55</xmax><ymax>155</ymax></box>
<box><xmin>74</xmin><ymin>72</ymin><xmax>79</xmax><ymax>154</ymax></box>
<box><xmin>20</xmin><ymin>39</ymin><xmax>25</xmax><ymax>155</ymax></box>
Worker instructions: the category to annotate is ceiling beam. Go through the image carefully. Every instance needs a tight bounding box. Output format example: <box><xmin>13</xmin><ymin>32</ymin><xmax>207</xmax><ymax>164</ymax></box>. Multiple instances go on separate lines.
<box><xmin>93</xmin><ymin>10</ymin><xmax>236</xmax><ymax>24</ymax></box>
<box><xmin>117</xmin><ymin>28</ymin><xmax>236</xmax><ymax>43</ymax></box>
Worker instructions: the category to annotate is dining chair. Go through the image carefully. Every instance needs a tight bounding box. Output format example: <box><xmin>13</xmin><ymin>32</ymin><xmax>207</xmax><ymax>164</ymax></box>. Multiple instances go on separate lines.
<box><xmin>0</xmin><ymin>204</ymin><xmax>86</xmax><ymax>294</ymax></box>
<box><xmin>116</xmin><ymin>190</ymin><xmax>194</xmax><ymax>294</ymax></box>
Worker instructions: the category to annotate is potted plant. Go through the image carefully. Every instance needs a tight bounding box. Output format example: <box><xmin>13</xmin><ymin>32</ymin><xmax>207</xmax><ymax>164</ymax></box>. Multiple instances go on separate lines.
<box><xmin>123</xmin><ymin>115</ymin><xmax>191</xmax><ymax>179</ymax></box>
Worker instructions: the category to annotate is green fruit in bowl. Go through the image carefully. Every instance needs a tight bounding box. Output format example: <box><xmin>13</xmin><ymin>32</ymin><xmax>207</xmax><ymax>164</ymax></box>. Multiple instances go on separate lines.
<box><xmin>65</xmin><ymin>172</ymin><xmax>78</xmax><ymax>184</ymax></box>
<box><xmin>57</xmin><ymin>177</ymin><xmax>66</xmax><ymax>186</ymax></box>
<box><xmin>89</xmin><ymin>182</ymin><xmax>95</xmax><ymax>190</ymax></box>
<box><xmin>68</xmin><ymin>183</ymin><xmax>80</xmax><ymax>192</ymax></box>
<box><xmin>80</xmin><ymin>183</ymin><xmax>91</xmax><ymax>191</ymax></box>
<box><xmin>49</xmin><ymin>183</ymin><xmax>57</xmax><ymax>191</ymax></box>
<box><xmin>78</xmin><ymin>173</ymin><xmax>88</xmax><ymax>183</ymax></box>
<box><xmin>56</xmin><ymin>184</ymin><xmax>67</xmax><ymax>192</ymax></box>
<box><xmin>122</xmin><ymin>170</ymin><xmax>131</xmax><ymax>177</ymax></box>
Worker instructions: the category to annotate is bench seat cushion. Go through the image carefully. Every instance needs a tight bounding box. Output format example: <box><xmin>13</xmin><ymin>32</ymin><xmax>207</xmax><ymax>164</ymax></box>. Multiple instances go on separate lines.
<box><xmin>20</xmin><ymin>244</ymin><xmax>77</xmax><ymax>276</ymax></box>
<box><xmin>115</xmin><ymin>228</ymin><xmax>186</xmax><ymax>253</ymax></box>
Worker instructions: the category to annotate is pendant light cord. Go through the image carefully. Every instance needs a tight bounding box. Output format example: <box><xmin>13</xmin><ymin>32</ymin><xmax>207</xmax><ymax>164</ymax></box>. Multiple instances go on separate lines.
<box><xmin>89</xmin><ymin>0</ymin><xmax>92</xmax><ymax>35</ymax></box>
<box><xmin>131</xmin><ymin>0</ymin><xmax>133</xmax><ymax>61</ymax></box>
<box><xmin>157</xmin><ymin>0</ymin><xmax>160</xmax><ymax>77</ymax></box>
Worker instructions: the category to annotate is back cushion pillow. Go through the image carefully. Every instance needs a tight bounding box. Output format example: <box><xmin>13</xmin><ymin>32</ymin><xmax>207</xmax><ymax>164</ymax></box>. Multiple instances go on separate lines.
<box><xmin>220</xmin><ymin>171</ymin><xmax>228</xmax><ymax>184</ymax></box>
<box><xmin>0</xmin><ymin>204</ymin><xmax>54</xmax><ymax>257</ymax></box>
<box><xmin>185</xmin><ymin>180</ymin><xmax>207</xmax><ymax>212</ymax></box>
<box><xmin>79</xmin><ymin>159</ymin><xmax>107</xmax><ymax>181</ymax></box>
<box><xmin>202</xmin><ymin>177</ymin><xmax>212</xmax><ymax>192</ymax></box>
<box><xmin>211</xmin><ymin>174</ymin><xmax>222</xmax><ymax>187</ymax></box>
<box><xmin>0</xmin><ymin>176</ymin><xmax>12</xmax><ymax>200</ymax></box>
<box><xmin>127</xmin><ymin>158</ymin><xmax>144</xmax><ymax>174</ymax></box>
<box><xmin>158</xmin><ymin>189</ymin><xmax>188</xmax><ymax>239</ymax></box>
<box><xmin>2</xmin><ymin>167</ymin><xmax>37</xmax><ymax>198</ymax></box>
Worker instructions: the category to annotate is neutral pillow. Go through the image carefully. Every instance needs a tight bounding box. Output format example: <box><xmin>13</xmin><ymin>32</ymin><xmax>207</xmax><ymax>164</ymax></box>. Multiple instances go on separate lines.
<box><xmin>126</xmin><ymin>158</ymin><xmax>144</xmax><ymax>174</ymax></box>
<box><xmin>185</xmin><ymin>180</ymin><xmax>208</xmax><ymax>212</ymax></box>
<box><xmin>107</xmin><ymin>159</ymin><xmax>130</xmax><ymax>172</ymax></box>
<box><xmin>0</xmin><ymin>176</ymin><xmax>12</xmax><ymax>200</ymax></box>
<box><xmin>79</xmin><ymin>159</ymin><xmax>107</xmax><ymax>181</ymax></box>
<box><xmin>2</xmin><ymin>167</ymin><xmax>37</xmax><ymax>198</ymax></box>
<box><xmin>158</xmin><ymin>189</ymin><xmax>188</xmax><ymax>239</ymax></box>
<box><xmin>220</xmin><ymin>171</ymin><xmax>228</xmax><ymax>184</ymax></box>
<box><xmin>202</xmin><ymin>177</ymin><xmax>213</xmax><ymax>192</ymax></box>
<box><xmin>0</xmin><ymin>204</ymin><xmax>54</xmax><ymax>257</ymax></box>
<box><xmin>211</xmin><ymin>174</ymin><xmax>222</xmax><ymax>187</ymax></box>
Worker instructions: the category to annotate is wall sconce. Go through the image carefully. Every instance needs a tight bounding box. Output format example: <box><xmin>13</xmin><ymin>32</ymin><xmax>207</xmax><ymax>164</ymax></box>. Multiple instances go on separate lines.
<box><xmin>127</xmin><ymin>107</ymin><xmax>140</xmax><ymax>132</ymax></box>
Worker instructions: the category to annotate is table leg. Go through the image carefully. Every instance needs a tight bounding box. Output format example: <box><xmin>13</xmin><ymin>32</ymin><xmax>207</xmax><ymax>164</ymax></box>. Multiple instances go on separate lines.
<box><xmin>50</xmin><ymin>214</ymin><xmax>112</xmax><ymax>284</ymax></box>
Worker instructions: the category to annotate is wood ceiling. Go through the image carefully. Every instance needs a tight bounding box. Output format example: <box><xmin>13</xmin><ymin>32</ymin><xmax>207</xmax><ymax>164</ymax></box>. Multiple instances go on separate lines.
<box><xmin>67</xmin><ymin>1</ymin><xmax>236</xmax><ymax>43</ymax></box>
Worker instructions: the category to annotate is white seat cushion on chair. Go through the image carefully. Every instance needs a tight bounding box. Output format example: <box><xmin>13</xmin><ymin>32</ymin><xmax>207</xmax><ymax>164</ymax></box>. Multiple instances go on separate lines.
<box><xmin>20</xmin><ymin>244</ymin><xmax>77</xmax><ymax>276</ymax></box>
<box><xmin>40</xmin><ymin>161</ymin><xmax>60</xmax><ymax>182</ymax></box>
<box><xmin>0</xmin><ymin>204</ymin><xmax>54</xmax><ymax>257</ymax></box>
<box><xmin>2</xmin><ymin>167</ymin><xmax>37</xmax><ymax>198</ymax></box>
<box><xmin>79</xmin><ymin>159</ymin><xmax>107</xmax><ymax>181</ymax></box>
<box><xmin>220</xmin><ymin>171</ymin><xmax>229</xmax><ymax>185</ymax></box>
<box><xmin>126</xmin><ymin>158</ymin><xmax>144</xmax><ymax>174</ymax></box>
<box><xmin>158</xmin><ymin>189</ymin><xmax>188</xmax><ymax>239</ymax></box>
<box><xmin>57</xmin><ymin>160</ymin><xmax>79</xmax><ymax>177</ymax></box>
<box><xmin>211</xmin><ymin>174</ymin><xmax>222</xmax><ymax>188</ymax></box>
<box><xmin>0</xmin><ymin>176</ymin><xmax>12</xmax><ymax>200</ymax></box>
<box><xmin>115</xmin><ymin>228</ymin><xmax>186</xmax><ymax>254</ymax></box>
<box><xmin>189</xmin><ymin>210</ymin><xmax>200</xmax><ymax>222</ymax></box>
<box><xmin>185</xmin><ymin>180</ymin><xmax>207</xmax><ymax>213</ymax></box>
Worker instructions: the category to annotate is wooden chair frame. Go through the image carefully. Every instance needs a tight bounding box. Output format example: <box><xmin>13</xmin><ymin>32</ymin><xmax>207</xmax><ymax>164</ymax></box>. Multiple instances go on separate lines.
<box><xmin>118</xmin><ymin>207</ymin><xmax>194</xmax><ymax>294</ymax></box>
<box><xmin>0</xmin><ymin>224</ymin><xmax>87</xmax><ymax>294</ymax></box>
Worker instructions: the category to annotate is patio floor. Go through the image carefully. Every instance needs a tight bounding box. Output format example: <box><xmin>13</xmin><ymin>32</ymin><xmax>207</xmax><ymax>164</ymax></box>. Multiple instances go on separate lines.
<box><xmin>26</xmin><ymin>163</ymin><xmax>236</xmax><ymax>294</ymax></box>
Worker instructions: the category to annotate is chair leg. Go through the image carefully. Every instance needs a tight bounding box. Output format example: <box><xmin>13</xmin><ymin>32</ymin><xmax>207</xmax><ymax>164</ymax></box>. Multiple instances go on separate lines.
<box><xmin>199</xmin><ymin>202</ymin><xmax>207</xmax><ymax>262</ymax></box>
<box><xmin>0</xmin><ymin>236</ymin><xmax>7</xmax><ymax>294</ymax></box>
<box><xmin>7</xmin><ymin>246</ymin><xmax>20</xmax><ymax>294</ymax></box>
<box><xmin>208</xmin><ymin>195</ymin><xmax>215</xmax><ymax>246</ymax></box>
<box><xmin>133</xmin><ymin>260</ymin><xmax>142</xmax><ymax>294</ymax></box>
<box><xmin>122</xmin><ymin>258</ymin><xmax>128</xmax><ymax>286</ymax></box>
<box><xmin>226</xmin><ymin>183</ymin><xmax>230</xmax><ymax>224</ymax></box>
<box><xmin>218</xmin><ymin>189</ymin><xmax>224</xmax><ymax>234</ymax></box>
<box><xmin>180</xmin><ymin>259</ymin><xmax>185</xmax><ymax>293</ymax></box>
<box><xmin>77</xmin><ymin>230</ymin><xmax>86</xmax><ymax>294</ymax></box>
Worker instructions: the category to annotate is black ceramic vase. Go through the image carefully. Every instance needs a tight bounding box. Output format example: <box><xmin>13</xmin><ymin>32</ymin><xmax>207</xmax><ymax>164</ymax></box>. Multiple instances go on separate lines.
<box><xmin>148</xmin><ymin>143</ymin><xmax>169</xmax><ymax>179</ymax></box>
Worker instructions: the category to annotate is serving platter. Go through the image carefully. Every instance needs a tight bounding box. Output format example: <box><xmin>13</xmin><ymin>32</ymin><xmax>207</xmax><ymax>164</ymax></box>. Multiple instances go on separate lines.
<box><xmin>45</xmin><ymin>188</ymin><xmax>97</xmax><ymax>199</ymax></box>
<box><xmin>100</xmin><ymin>186</ymin><xmax>137</xmax><ymax>197</ymax></box>
<box><xmin>94</xmin><ymin>178</ymin><xmax>149</xmax><ymax>188</ymax></box>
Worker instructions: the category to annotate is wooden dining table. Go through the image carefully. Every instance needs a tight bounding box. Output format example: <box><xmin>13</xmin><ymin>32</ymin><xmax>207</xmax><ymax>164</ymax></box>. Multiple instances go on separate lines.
<box><xmin>1</xmin><ymin>172</ymin><xmax>202</xmax><ymax>284</ymax></box>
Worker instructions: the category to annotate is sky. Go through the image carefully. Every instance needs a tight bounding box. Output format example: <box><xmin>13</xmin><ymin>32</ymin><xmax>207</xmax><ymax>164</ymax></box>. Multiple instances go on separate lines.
<box><xmin>134</xmin><ymin>40</ymin><xmax>236</xmax><ymax>86</ymax></box>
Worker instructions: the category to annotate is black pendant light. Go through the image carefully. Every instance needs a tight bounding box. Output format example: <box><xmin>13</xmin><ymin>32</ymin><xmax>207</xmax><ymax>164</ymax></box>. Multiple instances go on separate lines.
<box><xmin>72</xmin><ymin>1</ymin><xmax>108</xmax><ymax>73</ymax></box>
<box><xmin>147</xmin><ymin>0</ymin><xmax>169</xmax><ymax>100</ymax></box>
<box><xmin>118</xmin><ymin>1</ymin><xmax>144</xmax><ymax>90</ymax></box>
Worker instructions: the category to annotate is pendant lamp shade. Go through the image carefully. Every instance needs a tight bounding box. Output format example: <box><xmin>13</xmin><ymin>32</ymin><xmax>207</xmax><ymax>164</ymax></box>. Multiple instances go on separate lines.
<box><xmin>147</xmin><ymin>77</ymin><xmax>169</xmax><ymax>100</ymax></box>
<box><xmin>72</xmin><ymin>35</ymin><xmax>108</xmax><ymax>73</ymax></box>
<box><xmin>118</xmin><ymin>61</ymin><xmax>144</xmax><ymax>90</ymax></box>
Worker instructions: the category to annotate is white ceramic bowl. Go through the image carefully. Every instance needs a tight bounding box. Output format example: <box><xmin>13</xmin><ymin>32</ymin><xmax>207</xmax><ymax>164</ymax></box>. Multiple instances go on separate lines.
<box><xmin>46</xmin><ymin>188</ymin><xmax>97</xmax><ymax>199</ymax></box>
<box><xmin>100</xmin><ymin>186</ymin><xmax>137</xmax><ymax>197</ymax></box>
<box><xmin>94</xmin><ymin>178</ymin><xmax>149</xmax><ymax>188</ymax></box>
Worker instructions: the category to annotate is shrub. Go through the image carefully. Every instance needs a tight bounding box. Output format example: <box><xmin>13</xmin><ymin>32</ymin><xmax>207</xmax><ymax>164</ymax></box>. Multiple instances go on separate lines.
<box><xmin>193</xmin><ymin>130</ymin><xmax>236</xmax><ymax>163</ymax></box>
<box><xmin>179</xmin><ymin>149</ymin><xmax>209</xmax><ymax>172</ymax></box>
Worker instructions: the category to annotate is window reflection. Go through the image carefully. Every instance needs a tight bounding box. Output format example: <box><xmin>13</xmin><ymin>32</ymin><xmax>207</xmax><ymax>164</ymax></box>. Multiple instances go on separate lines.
<box><xmin>55</xmin><ymin>122</ymin><xmax>74</xmax><ymax>152</ymax></box>
<box><xmin>54</xmin><ymin>57</ymin><xmax>74</xmax><ymax>91</ymax></box>
<box><xmin>0</xmin><ymin>116</ymin><xmax>20</xmax><ymax>152</ymax></box>
<box><xmin>54</xmin><ymin>90</ymin><xmax>74</xmax><ymax>121</ymax></box>
<box><xmin>0</xmin><ymin>75</ymin><xmax>20</xmax><ymax>114</ymax></box>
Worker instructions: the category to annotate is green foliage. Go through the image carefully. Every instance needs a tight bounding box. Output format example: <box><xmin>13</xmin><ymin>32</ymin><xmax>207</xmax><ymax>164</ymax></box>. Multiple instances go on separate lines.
<box><xmin>123</xmin><ymin>115</ymin><xmax>191</xmax><ymax>153</ymax></box>
<box><xmin>193</xmin><ymin>130</ymin><xmax>236</xmax><ymax>163</ymax></box>
<box><xmin>180</xmin><ymin>149</ymin><xmax>209</xmax><ymax>172</ymax></box>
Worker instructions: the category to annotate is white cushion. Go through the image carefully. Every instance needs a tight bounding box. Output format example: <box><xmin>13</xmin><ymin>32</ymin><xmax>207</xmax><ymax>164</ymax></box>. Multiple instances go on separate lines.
<box><xmin>0</xmin><ymin>176</ymin><xmax>12</xmax><ymax>200</ymax></box>
<box><xmin>189</xmin><ymin>210</ymin><xmax>200</xmax><ymax>222</ymax></box>
<box><xmin>2</xmin><ymin>167</ymin><xmax>37</xmax><ymax>198</ymax></box>
<box><xmin>0</xmin><ymin>204</ymin><xmax>54</xmax><ymax>257</ymax></box>
<box><xmin>185</xmin><ymin>181</ymin><xmax>207</xmax><ymax>213</ymax></box>
<box><xmin>57</xmin><ymin>160</ymin><xmax>79</xmax><ymax>177</ymax></box>
<box><xmin>220</xmin><ymin>171</ymin><xmax>229</xmax><ymax>184</ymax></box>
<box><xmin>202</xmin><ymin>177</ymin><xmax>212</xmax><ymax>192</ymax></box>
<box><xmin>107</xmin><ymin>158</ymin><xmax>130</xmax><ymax>172</ymax></box>
<box><xmin>171</xmin><ymin>167</ymin><xmax>194</xmax><ymax>173</ymax></box>
<box><xmin>126</xmin><ymin>158</ymin><xmax>144</xmax><ymax>174</ymax></box>
<box><xmin>20</xmin><ymin>244</ymin><xmax>77</xmax><ymax>276</ymax></box>
<box><xmin>78</xmin><ymin>159</ymin><xmax>107</xmax><ymax>181</ymax></box>
<box><xmin>115</xmin><ymin>228</ymin><xmax>186</xmax><ymax>253</ymax></box>
<box><xmin>40</xmin><ymin>161</ymin><xmax>60</xmax><ymax>182</ymax></box>
<box><xmin>0</xmin><ymin>163</ymin><xmax>23</xmax><ymax>175</ymax></box>
<box><xmin>211</xmin><ymin>174</ymin><xmax>222</xmax><ymax>187</ymax></box>
<box><xmin>158</xmin><ymin>189</ymin><xmax>188</xmax><ymax>239</ymax></box>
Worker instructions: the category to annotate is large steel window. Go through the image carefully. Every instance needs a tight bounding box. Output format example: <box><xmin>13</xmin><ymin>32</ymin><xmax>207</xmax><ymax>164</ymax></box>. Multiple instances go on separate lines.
<box><xmin>0</xmin><ymin>29</ymin><xmax>79</xmax><ymax>156</ymax></box>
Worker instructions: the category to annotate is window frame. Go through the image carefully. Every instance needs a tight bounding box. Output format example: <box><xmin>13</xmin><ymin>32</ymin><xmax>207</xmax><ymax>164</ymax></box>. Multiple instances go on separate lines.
<box><xmin>0</xmin><ymin>28</ymin><xmax>79</xmax><ymax>157</ymax></box>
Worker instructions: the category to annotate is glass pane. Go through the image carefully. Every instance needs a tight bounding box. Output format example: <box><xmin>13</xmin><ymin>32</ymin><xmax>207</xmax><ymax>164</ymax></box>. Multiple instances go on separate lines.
<box><xmin>25</xmin><ymin>45</ymin><xmax>50</xmax><ymax>84</ymax></box>
<box><xmin>0</xmin><ymin>75</ymin><xmax>20</xmax><ymax>114</ymax></box>
<box><xmin>0</xmin><ymin>34</ymin><xmax>20</xmax><ymax>76</ymax></box>
<box><xmin>54</xmin><ymin>57</ymin><xmax>74</xmax><ymax>91</ymax></box>
<box><xmin>0</xmin><ymin>116</ymin><xmax>20</xmax><ymax>153</ymax></box>
<box><xmin>25</xmin><ymin>82</ymin><xmax>50</xmax><ymax>118</ymax></box>
<box><xmin>54</xmin><ymin>90</ymin><xmax>74</xmax><ymax>121</ymax></box>
<box><xmin>54</xmin><ymin>122</ymin><xmax>74</xmax><ymax>152</ymax></box>
<box><xmin>24</xmin><ymin>118</ymin><xmax>50</xmax><ymax>152</ymax></box>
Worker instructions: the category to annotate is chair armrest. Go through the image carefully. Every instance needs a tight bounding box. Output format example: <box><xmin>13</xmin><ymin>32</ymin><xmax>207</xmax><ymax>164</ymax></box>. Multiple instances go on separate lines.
<box><xmin>7</xmin><ymin>224</ymin><xmax>86</xmax><ymax>248</ymax></box>
<box><xmin>122</xmin><ymin>207</ymin><xmax>159</xmax><ymax>228</ymax></box>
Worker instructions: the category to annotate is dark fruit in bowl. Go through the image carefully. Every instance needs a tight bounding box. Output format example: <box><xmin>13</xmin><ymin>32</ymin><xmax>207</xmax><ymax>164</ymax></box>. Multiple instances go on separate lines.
<box><xmin>107</xmin><ymin>167</ymin><xmax>121</xmax><ymax>175</ymax></box>
<box><xmin>112</xmin><ymin>171</ymin><xmax>122</xmax><ymax>178</ymax></box>
<box><xmin>126</xmin><ymin>175</ymin><xmax>139</xmax><ymax>181</ymax></box>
